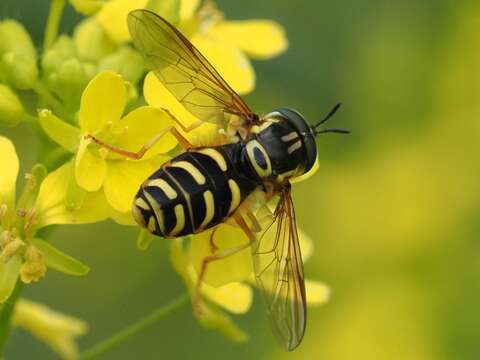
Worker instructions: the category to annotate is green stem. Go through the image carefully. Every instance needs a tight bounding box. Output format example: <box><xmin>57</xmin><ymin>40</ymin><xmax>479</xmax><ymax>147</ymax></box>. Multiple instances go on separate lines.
<box><xmin>43</xmin><ymin>0</ymin><xmax>65</xmax><ymax>50</ymax></box>
<box><xmin>0</xmin><ymin>280</ymin><xmax>24</xmax><ymax>354</ymax></box>
<box><xmin>79</xmin><ymin>293</ymin><xmax>189</xmax><ymax>360</ymax></box>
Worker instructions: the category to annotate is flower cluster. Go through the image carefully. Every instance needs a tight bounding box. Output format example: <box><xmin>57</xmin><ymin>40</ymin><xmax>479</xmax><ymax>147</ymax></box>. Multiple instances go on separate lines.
<box><xmin>0</xmin><ymin>0</ymin><xmax>328</xmax><ymax>356</ymax></box>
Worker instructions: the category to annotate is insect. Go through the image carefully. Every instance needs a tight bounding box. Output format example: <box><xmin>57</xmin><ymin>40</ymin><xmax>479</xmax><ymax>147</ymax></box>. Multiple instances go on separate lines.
<box><xmin>87</xmin><ymin>9</ymin><xmax>348</xmax><ymax>351</ymax></box>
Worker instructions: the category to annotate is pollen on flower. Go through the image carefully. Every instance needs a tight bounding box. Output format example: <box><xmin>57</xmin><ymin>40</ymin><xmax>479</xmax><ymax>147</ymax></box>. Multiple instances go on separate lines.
<box><xmin>20</xmin><ymin>244</ymin><xmax>47</xmax><ymax>283</ymax></box>
<box><xmin>23</xmin><ymin>209</ymin><xmax>38</xmax><ymax>234</ymax></box>
<box><xmin>0</xmin><ymin>203</ymin><xmax>7</xmax><ymax>218</ymax></box>
<box><xmin>0</xmin><ymin>230</ymin><xmax>11</xmax><ymax>247</ymax></box>
<box><xmin>0</xmin><ymin>237</ymin><xmax>26</xmax><ymax>263</ymax></box>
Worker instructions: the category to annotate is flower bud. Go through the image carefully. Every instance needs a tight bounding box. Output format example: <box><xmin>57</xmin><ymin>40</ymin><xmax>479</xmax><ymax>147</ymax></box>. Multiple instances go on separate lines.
<box><xmin>98</xmin><ymin>47</ymin><xmax>145</xmax><ymax>85</ymax></box>
<box><xmin>0</xmin><ymin>20</ymin><xmax>38</xmax><ymax>89</ymax></box>
<box><xmin>46</xmin><ymin>58</ymin><xmax>93</xmax><ymax>111</ymax></box>
<box><xmin>1</xmin><ymin>51</ymin><xmax>39</xmax><ymax>89</ymax></box>
<box><xmin>41</xmin><ymin>35</ymin><xmax>76</xmax><ymax>75</ymax></box>
<box><xmin>0</xmin><ymin>84</ymin><xmax>25</xmax><ymax>127</ymax></box>
<box><xmin>74</xmin><ymin>18</ymin><xmax>117</xmax><ymax>62</ymax></box>
<box><xmin>0</xmin><ymin>20</ymin><xmax>36</xmax><ymax>58</ymax></box>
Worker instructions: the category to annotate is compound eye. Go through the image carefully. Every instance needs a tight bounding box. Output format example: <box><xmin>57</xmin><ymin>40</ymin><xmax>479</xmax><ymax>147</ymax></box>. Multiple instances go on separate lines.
<box><xmin>246</xmin><ymin>140</ymin><xmax>272</xmax><ymax>178</ymax></box>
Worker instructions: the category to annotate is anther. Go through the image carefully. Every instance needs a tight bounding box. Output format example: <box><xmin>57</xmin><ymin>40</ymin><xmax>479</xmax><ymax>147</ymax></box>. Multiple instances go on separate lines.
<box><xmin>0</xmin><ymin>237</ymin><xmax>26</xmax><ymax>263</ymax></box>
<box><xmin>0</xmin><ymin>204</ymin><xmax>7</xmax><ymax>218</ymax></box>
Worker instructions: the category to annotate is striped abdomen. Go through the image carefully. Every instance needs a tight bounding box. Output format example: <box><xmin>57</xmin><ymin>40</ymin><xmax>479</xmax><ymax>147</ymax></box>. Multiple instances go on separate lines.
<box><xmin>132</xmin><ymin>144</ymin><xmax>261</xmax><ymax>238</ymax></box>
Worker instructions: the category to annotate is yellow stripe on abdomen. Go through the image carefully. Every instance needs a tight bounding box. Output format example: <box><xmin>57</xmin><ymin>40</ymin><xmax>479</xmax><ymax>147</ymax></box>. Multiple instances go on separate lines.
<box><xmin>169</xmin><ymin>161</ymin><xmax>206</xmax><ymax>185</ymax></box>
<box><xmin>196</xmin><ymin>148</ymin><xmax>227</xmax><ymax>171</ymax></box>
<box><xmin>145</xmin><ymin>178</ymin><xmax>177</xmax><ymax>199</ymax></box>
<box><xmin>199</xmin><ymin>190</ymin><xmax>215</xmax><ymax>230</ymax></box>
<box><xmin>169</xmin><ymin>204</ymin><xmax>185</xmax><ymax>237</ymax></box>
<box><xmin>227</xmin><ymin>179</ymin><xmax>241</xmax><ymax>214</ymax></box>
<box><xmin>143</xmin><ymin>191</ymin><xmax>165</xmax><ymax>235</ymax></box>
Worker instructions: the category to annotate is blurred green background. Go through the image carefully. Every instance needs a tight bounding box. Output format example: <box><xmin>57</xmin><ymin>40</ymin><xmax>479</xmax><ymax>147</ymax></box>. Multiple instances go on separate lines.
<box><xmin>2</xmin><ymin>0</ymin><xmax>480</xmax><ymax>359</ymax></box>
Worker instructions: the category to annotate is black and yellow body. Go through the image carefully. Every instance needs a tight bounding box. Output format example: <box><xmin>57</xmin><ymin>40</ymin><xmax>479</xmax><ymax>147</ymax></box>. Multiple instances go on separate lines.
<box><xmin>122</xmin><ymin>8</ymin><xmax>349</xmax><ymax>351</ymax></box>
<box><xmin>132</xmin><ymin>109</ymin><xmax>318</xmax><ymax>238</ymax></box>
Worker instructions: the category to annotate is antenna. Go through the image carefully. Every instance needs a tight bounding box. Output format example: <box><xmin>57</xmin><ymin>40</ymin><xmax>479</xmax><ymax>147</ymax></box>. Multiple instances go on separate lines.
<box><xmin>312</xmin><ymin>103</ymin><xmax>349</xmax><ymax>136</ymax></box>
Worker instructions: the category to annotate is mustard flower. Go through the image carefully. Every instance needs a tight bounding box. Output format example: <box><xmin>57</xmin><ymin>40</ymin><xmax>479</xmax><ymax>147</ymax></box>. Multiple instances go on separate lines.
<box><xmin>96</xmin><ymin>0</ymin><xmax>288</xmax><ymax>94</ymax></box>
<box><xmin>39</xmin><ymin>70</ymin><xmax>176</xmax><ymax>216</ymax></box>
<box><xmin>13</xmin><ymin>298</ymin><xmax>88</xmax><ymax>360</ymax></box>
<box><xmin>0</xmin><ymin>137</ymin><xmax>94</xmax><ymax>303</ymax></box>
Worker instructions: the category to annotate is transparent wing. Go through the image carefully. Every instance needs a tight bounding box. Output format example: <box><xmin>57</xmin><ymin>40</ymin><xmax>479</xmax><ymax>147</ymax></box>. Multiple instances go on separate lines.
<box><xmin>128</xmin><ymin>9</ymin><xmax>255</xmax><ymax>125</ymax></box>
<box><xmin>252</xmin><ymin>185</ymin><xmax>307</xmax><ymax>351</ymax></box>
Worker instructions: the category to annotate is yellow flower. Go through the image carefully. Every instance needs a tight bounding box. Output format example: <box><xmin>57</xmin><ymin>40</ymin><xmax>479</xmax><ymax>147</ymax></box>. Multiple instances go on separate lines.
<box><xmin>96</xmin><ymin>0</ymin><xmax>288</xmax><ymax>94</ymax></box>
<box><xmin>0</xmin><ymin>136</ymin><xmax>91</xmax><ymax>303</ymax></box>
<box><xmin>169</xmin><ymin>216</ymin><xmax>329</xmax><ymax>341</ymax></box>
<box><xmin>39</xmin><ymin>70</ymin><xmax>176</xmax><ymax>216</ymax></box>
<box><xmin>12</xmin><ymin>298</ymin><xmax>88</xmax><ymax>360</ymax></box>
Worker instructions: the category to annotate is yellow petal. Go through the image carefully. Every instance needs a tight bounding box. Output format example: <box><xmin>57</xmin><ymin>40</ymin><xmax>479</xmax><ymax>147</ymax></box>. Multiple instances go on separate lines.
<box><xmin>143</xmin><ymin>72</ymin><xmax>219</xmax><ymax>145</ymax></box>
<box><xmin>103</xmin><ymin>155</ymin><xmax>170</xmax><ymax>212</ymax></box>
<box><xmin>79</xmin><ymin>70</ymin><xmax>127</xmax><ymax>133</ymax></box>
<box><xmin>290</xmin><ymin>156</ymin><xmax>319</xmax><ymax>184</ymax></box>
<box><xmin>0</xmin><ymin>136</ymin><xmax>19</xmax><ymax>224</ymax></box>
<box><xmin>202</xmin><ymin>281</ymin><xmax>253</xmax><ymax>314</ymax></box>
<box><xmin>35</xmin><ymin>162</ymin><xmax>111</xmax><ymax>229</ymax></box>
<box><xmin>305</xmin><ymin>280</ymin><xmax>331</xmax><ymax>306</ymax></box>
<box><xmin>13</xmin><ymin>299</ymin><xmax>88</xmax><ymax>360</ymax></box>
<box><xmin>70</xmin><ymin>0</ymin><xmax>104</xmax><ymax>15</ymax></box>
<box><xmin>180</xmin><ymin>0</ymin><xmax>199</xmax><ymax>21</ymax></box>
<box><xmin>38</xmin><ymin>109</ymin><xmax>80</xmax><ymax>153</ymax></box>
<box><xmin>298</xmin><ymin>226</ymin><xmax>314</xmax><ymax>262</ymax></box>
<box><xmin>96</xmin><ymin>0</ymin><xmax>148</xmax><ymax>43</ymax></box>
<box><xmin>75</xmin><ymin>138</ymin><xmax>107</xmax><ymax>192</ymax></box>
<box><xmin>192</xmin><ymin>34</ymin><xmax>255</xmax><ymax>95</ymax></box>
<box><xmin>191</xmin><ymin>223</ymin><xmax>252</xmax><ymax>287</ymax></box>
<box><xmin>211</xmin><ymin>20</ymin><xmax>288</xmax><ymax>60</ymax></box>
<box><xmin>143</xmin><ymin>71</ymin><xmax>198</xmax><ymax>126</ymax></box>
<box><xmin>111</xmin><ymin>106</ymin><xmax>177</xmax><ymax>159</ymax></box>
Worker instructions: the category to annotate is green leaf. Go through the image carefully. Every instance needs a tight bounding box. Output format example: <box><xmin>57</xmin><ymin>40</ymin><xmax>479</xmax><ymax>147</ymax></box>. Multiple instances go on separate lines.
<box><xmin>38</xmin><ymin>109</ymin><xmax>80</xmax><ymax>153</ymax></box>
<box><xmin>31</xmin><ymin>238</ymin><xmax>90</xmax><ymax>276</ymax></box>
<box><xmin>147</xmin><ymin>0</ymin><xmax>180</xmax><ymax>26</ymax></box>
<box><xmin>137</xmin><ymin>229</ymin><xmax>155</xmax><ymax>251</ymax></box>
<box><xmin>0</xmin><ymin>256</ymin><xmax>21</xmax><ymax>303</ymax></box>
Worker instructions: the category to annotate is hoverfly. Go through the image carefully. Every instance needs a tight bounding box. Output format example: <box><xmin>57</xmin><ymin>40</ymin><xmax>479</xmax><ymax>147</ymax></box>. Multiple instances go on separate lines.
<box><xmin>87</xmin><ymin>9</ymin><xmax>348</xmax><ymax>351</ymax></box>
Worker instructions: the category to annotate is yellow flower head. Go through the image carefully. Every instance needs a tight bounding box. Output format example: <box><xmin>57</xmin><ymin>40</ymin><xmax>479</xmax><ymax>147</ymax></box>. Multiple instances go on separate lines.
<box><xmin>97</xmin><ymin>0</ymin><xmax>288</xmax><ymax>94</ymax></box>
<box><xmin>13</xmin><ymin>299</ymin><xmax>88</xmax><ymax>360</ymax></box>
<box><xmin>40</xmin><ymin>70</ymin><xmax>177</xmax><ymax>216</ymax></box>
<box><xmin>0</xmin><ymin>136</ymin><xmax>90</xmax><ymax>303</ymax></box>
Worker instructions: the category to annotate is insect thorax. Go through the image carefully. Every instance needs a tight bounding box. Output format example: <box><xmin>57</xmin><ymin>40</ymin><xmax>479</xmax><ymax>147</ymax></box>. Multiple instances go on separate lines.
<box><xmin>245</xmin><ymin>116</ymin><xmax>309</xmax><ymax>183</ymax></box>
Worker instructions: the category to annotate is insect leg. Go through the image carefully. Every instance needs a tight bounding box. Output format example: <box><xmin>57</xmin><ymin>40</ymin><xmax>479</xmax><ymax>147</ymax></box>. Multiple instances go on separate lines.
<box><xmin>85</xmin><ymin>125</ymin><xmax>193</xmax><ymax>159</ymax></box>
<box><xmin>192</xmin><ymin>213</ymin><xmax>257</xmax><ymax>316</ymax></box>
<box><xmin>160</xmin><ymin>108</ymin><xmax>205</xmax><ymax>132</ymax></box>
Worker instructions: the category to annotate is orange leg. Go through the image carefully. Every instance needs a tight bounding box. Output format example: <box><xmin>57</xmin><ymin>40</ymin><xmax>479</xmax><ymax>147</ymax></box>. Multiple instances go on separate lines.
<box><xmin>85</xmin><ymin>125</ymin><xmax>193</xmax><ymax>160</ymax></box>
<box><xmin>192</xmin><ymin>213</ymin><xmax>257</xmax><ymax>316</ymax></box>
<box><xmin>161</xmin><ymin>108</ymin><xmax>205</xmax><ymax>132</ymax></box>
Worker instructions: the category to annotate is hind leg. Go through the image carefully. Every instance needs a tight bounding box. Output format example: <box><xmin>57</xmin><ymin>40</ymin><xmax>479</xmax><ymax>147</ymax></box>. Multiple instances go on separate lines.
<box><xmin>192</xmin><ymin>213</ymin><xmax>257</xmax><ymax>316</ymax></box>
<box><xmin>85</xmin><ymin>125</ymin><xmax>194</xmax><ymax>159</ymax></box>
